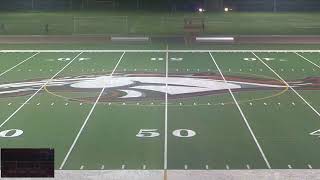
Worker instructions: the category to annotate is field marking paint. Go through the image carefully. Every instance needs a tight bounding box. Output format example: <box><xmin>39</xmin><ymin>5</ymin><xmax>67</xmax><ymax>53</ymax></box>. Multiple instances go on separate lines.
<box><xmin>2</xmin><ymin>50</ymin><xmax>320</xmax><ymax>53</ymax></box>
<box><xmin>0</xmin><ymin>52</ymin><xmax>83</xmax><ymax>129</ymax></box>
<box><xmin>209</xmin><ymin>52</ymin><xmax>272</xmax><ymax>169</ymax></box>
<box><xmin>295</xmin><ymin>52</ymin><xmax>320</xmax><ymax>69</ymax></box>
<box><xmin>252</xmin><ymin>52</ymin><xmax>320</xmax><ymax>118</ymax></box>
<box><xmin>0</xmin><ymin>52</ymin><xmax>39</xmax><ymax>78</ymax></box>
<box><xmin>163</xmin><ymin>46</ymin><xmax>168</xmax><ymax>180</ymax></box>
<box><xmin>59</xmin><ymin>52</ymin><xmax>125</xmax><ymax>170</ymax></box>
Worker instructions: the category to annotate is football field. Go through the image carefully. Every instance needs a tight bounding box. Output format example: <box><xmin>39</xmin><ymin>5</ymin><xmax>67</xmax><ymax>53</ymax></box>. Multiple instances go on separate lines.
<box><xmin>0</xmin><ymin>49</ymin><xmax>320</xmax><ymax>170</ymax></box>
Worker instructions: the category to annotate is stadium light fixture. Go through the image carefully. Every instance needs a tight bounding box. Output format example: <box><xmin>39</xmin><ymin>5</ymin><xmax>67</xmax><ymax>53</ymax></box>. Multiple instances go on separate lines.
<box><xmin>198</xmin><ymin>8</ymin><xmax>205</xmax><ymax>13</ymax></box>
<box><xmin>224</xmin><ymin>7</ymin><xmax>229</xmax><ymax>12</ymax></box>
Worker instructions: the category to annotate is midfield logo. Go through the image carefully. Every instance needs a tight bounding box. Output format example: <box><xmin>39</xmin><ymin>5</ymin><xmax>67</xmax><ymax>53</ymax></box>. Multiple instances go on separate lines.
<box><xmin>0</xmin><ymin>72</ymin><xmax>319</xmax><ymax>102</ymax></box>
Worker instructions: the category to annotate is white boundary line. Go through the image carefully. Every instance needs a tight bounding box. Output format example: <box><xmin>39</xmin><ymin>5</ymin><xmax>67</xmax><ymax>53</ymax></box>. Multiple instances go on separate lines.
<box><xmin>294</xmin><ymin>52</ymin><xmax>320</xmax><ymax>69</ymax></box>
<box><xmin>1</xmin><ymin>50</ymin><xmax>320</xmax><ymax>53</ymax></box>
<box><xmin>0</xmin><ymin>52</ymin><xmax>83</xmax><ymax>129</ymax></box>
<box><xmin>164</xmin><ymin>48</ymin><xmax>168</xmax><ymax>171</ymax></box>
<box><xmin>0</xmin><ymin>52</ymin><xmax>39</xmax><ymax>77</ymax></box>
<box><xmin>209</xmin><ymin>52</ymin><xmax>272</xmax><ymax>169</ymax></box>
<box><xmin>59</xmin><ymin>51</ymin><xmax>126</xmax><ymax>170</ymax></box>
<box><xmin>252</xmin><ymin>52</ymin><xmax>320</xmax><ymax>117</ymax></box>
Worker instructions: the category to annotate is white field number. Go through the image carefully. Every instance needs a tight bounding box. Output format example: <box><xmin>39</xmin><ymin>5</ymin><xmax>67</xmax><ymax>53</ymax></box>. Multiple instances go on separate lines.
<box><xmin>0</xmin><ymin>129</ymin><xmax>23</xmax><ymax>137</ymax></box>
<box><xmin>136</xmin><ymin>129</ymin><xmax>160</xmax><ymax>138</ymax></box>
<box><xmin>310</xmin><ymin>129</ymin><xmax>320</xmax><ymax>137</ymax></box>
<box><xmin>243</xmin><ymin>57</ymin><xmax>275</xmax><ymax>61</ymax></box>
<box><xmin>151</xmin><ymin>57</ymin><xmax>183</xmax><ymax>61</ymax></box>
<box><xmin>57</xmin><ymin>57</ymin><xmax>90</xmax><ymax>62</ymax></box>
<box><xmin>136</xmin><ymin>129</ymin><xmax>196</xmax><ymax>138</ymax></box>
<box><xmin>172</xmin><ymin>129</ymin><xmax>196</xmax><ymax>137</ymax></box>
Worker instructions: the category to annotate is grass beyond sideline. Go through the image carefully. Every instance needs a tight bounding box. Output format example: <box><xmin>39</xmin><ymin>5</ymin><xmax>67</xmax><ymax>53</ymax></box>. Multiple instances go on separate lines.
<box><xmin>0</xmin><ymin>11</ymin><xmax>320</xmax><ymax>35</ymax></box>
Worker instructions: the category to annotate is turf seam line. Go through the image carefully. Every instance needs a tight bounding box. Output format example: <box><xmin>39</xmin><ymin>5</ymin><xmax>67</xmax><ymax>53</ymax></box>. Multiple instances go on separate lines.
<box><xmin>0</xmin><ymin>52</ymin><xmax>83</xmax><ymax>129</ymax></box>
<box><xmin>59</xmin><ymin>51</ymin><xmax>126</xmax><ymax>170</ymax></box>
<box><xmin>1</xmin><ymin>50</ymin><xmax>320</xmax><ymax>53</ymax></box>
<box><xmin>0</xmin><ymin>52</ymin><xmax>39</xmax><ymax>78</ymax></box>
<box><xmin>252</xmin><ymin>52</ymin><xmax>320</xmax><ymax>118</ymax></box>
<box><xmin>294</xmin><ymin>52</ymin><xmax>320</xmax><ymax>69</ymax></box>
<box><xmin>209</xmin><ymin>52</ymin><xmax>272</xmax><ymax>169</ymax></box>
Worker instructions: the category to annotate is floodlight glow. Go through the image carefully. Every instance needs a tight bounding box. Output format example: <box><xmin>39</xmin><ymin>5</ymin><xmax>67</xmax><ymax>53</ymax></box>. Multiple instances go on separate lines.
<box><xmin>224</xmin><ymin>7</ymin><xmax>229</xmax><ymax>12</ymax></box>
<box><xmin>198</xmin><ymin>8</ymin><xmax>204</xmax><ymax>12</ymax></box>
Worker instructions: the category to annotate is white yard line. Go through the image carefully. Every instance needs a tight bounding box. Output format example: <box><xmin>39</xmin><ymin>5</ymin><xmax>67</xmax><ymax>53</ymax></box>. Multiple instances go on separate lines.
<box><xmin>209</xmin><ymin>52</ymin><xmax>272</xmax><ymax>169</ymax></box>
<box><xmin>1</xmin><ymin>50</ymin><xmax>320</xmax><ymax>53</ymax></box>
<box><xmin>0</xmin><ymin>52</ymin><xmax>39</xmax><ymax>78</ymax></box>
<box><xmin>164</xmin><ymin>47</ymin><xmax>168</xmax><ymax>170</ymax></box>
<box><xmin>59</xmin><ymin>52</ymin><xmax>126</xmax><ymax>170</ymax></box>
<box><xmin>252</xmin><ymin>52</ymin><xmax>320</xmax><ymax>118</ymax></box>
<box><xmin>294</xmin><ymin>52</ymin><xmax>320</xmax><ymax>69</ymax></box>
<box><xmin>0</xmin><ymin>52</ymin><xmax>83</xmax><ymax>129</ymax></box>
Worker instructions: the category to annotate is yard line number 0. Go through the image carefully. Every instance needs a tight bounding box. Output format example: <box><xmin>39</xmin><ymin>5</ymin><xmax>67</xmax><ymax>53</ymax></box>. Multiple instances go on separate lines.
<box><xmin>0</xmin><ymin>129</ymin><xmax>23</xmax><ymax>138</ymax></box>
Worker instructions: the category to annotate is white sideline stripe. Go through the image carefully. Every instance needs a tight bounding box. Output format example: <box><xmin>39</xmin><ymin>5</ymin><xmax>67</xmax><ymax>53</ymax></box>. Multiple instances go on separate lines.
<box><xmin>59</xmin><ymin>52</ymin><xmax>125</xmax><ymax>170</ymax></box>
<box><xmin>0</xmin><ymin>52</ymin><xmax>39</xmax><ymax>78</ymax></box>
<box><xmin>1</xmin><ymin>50</ymin><xmax>320</xmax><ymax>53</ymax></box>
<box><xmin>196</xmin><ymin>37</ymin><xmax>234</xmax><ymax>42</ymax></box>
<box><xmin>295</xmin><ymin>52</ymin><xmax>320</xmax><ymax>69</ymax></box>
<box><xmin>164</xmin><ymin>47</ymin><xmax>168</xmax><ymax>170</ymax></box>
<box><xmin>0</xmin><ymin>52</ymin><xmax>83</xmax><ymax>129</ymax></box>
<box><xmin>252</xmin><ymin>52</ymin><xmax>320</xmax><ymax>118</ymax></box>
<box><xmin>209</xmin><ymin>52</ymin><xmax>272</xmax><ymax>169</ymax></box>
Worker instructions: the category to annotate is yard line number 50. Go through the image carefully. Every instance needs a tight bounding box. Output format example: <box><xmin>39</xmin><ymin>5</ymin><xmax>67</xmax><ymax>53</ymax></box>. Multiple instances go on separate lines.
<box><xmin>136</xmin><ymin>129</ymin><xmax>196</xmax><ymax>138</ymax></box>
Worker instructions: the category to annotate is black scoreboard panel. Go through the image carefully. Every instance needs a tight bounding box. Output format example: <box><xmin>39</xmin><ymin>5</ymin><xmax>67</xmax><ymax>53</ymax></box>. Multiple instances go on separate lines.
<box><xmin>1</xmin><ymin>148</ymin><xmax>54</xmax><ymax>178</ymax></box>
